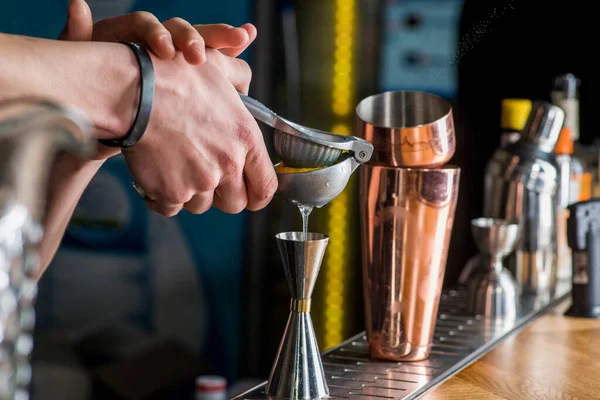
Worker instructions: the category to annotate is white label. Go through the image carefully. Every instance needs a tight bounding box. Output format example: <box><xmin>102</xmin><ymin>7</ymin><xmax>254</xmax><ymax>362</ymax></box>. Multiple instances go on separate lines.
<box><xmin>569</xmin><ymin>176</ymin><xmax>581</xmax><ymax>205</ymax></box>
<box><xmin>556</xmin><ymin>98</ymin><xmax>580</xmax><ymax>141</ymax></box>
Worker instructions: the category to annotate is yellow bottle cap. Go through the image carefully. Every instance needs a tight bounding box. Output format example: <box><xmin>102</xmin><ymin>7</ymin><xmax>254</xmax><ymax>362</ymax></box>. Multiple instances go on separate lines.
<box><xmin>501</xmin><ymin>99</ymin><xmax>532</xmax><ymax>131</ymax></box>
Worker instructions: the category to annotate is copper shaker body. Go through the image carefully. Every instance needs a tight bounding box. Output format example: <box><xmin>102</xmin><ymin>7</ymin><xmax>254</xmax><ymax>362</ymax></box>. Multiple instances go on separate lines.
<box><xmin>360</xmin><ymin>165</ymin><xmax>459</xmax><ymax>361</ymax></box>
<box><xmin>356</xmin><ymin>91</ymin><xmax>459</xmax><ymax>361</ymax></box>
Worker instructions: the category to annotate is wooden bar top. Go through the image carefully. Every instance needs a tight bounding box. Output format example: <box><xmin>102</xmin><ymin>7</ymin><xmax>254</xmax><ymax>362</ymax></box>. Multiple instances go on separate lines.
<box><xmin>424</xmin><ymin>300</ymin><xmax>600</xmax><ymax>399</ymax></box>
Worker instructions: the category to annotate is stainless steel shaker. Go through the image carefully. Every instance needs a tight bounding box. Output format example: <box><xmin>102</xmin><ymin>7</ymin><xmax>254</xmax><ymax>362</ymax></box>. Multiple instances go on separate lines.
<box><xmin>483</xmin><ymin>101</ymin><xmax>564</xmax><ymax>293</ymax></box>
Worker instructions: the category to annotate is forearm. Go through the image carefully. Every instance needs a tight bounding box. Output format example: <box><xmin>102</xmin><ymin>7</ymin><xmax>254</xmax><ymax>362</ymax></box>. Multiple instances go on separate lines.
<box><xmin>0</xmin><ymin>32</ymin><xmax>138</xmax><ymax>137</ymax></box>
<box><xmin>0</xmin><ymin>33</ymin><xmax>139</xmax><ymax>276</ymax></box>
<box><xmin>37</xmin><ymin>154</ymin><xmax>105</xmax><ymax>279</ymax></box>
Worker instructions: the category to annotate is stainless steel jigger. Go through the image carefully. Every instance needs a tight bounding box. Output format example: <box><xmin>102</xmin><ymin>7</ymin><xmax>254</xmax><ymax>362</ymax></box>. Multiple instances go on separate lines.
<box><xmin>267</xmin><ymin>232</ymin><xmax>329</xmax><ymax>400</ymax></box>
<box><xmin>467</xmin><ymin>218</ymin><xmax>520</xmax><ymax>319</ymax></box>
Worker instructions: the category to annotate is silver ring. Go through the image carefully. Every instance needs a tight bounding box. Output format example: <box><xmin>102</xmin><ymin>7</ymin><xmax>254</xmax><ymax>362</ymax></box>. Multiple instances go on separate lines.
<box><xmin>131</xmin><ymin>181</ymin><xmax>150</xmax><ymax>201</ymax></box>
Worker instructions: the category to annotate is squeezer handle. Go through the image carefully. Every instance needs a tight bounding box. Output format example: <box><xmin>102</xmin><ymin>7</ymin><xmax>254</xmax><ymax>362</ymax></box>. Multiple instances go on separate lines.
<box><xmin>239</xmin><ymin>93</ymin><xmax>276</xmax><ymax>127</ymax></box>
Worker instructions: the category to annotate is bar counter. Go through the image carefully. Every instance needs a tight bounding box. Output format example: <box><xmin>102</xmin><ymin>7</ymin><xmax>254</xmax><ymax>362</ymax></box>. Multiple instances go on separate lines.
<box><xmin>424</xmin><ymin>300</ymin><xmax>600</xmax><ymax>399</ymax></box>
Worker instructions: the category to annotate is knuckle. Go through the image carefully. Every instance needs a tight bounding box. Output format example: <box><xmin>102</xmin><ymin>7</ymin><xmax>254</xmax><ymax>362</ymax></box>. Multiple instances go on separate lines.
<box><xmin>185</xmin><ymin>25</ymin><xmax>201</xmax><ymax>37</ymax></box>
<box><xmin>150</xmin><ymin>27</ymin><xmax>170</xmax><ymax>41</ymax></box>
<box><xmin>259</xmin><ymin>173</ymin><xmax>278</xmax><ymax>201</ymax></box>
<box><xmin>217</xmin><ymin>152</ymin><xmax>243</xmax><ymax>177</ymax></box>
<box><xmin>236</xmin><ymin>59</ymin><xmax>252</xmax><ymax>82</ymax></box>
<box><xmin>162</xmin><ymin>209</ymin><xmax>180</xmax><ymax>217</ymax></box>
<box><xmin>197</xmin><ymin>173</ymin><xmax>220</xmax><ymax>193</ymax></box>
<box><xmin>165</xmin><ymin>17</ymin><xmax>185</xmax><ymax>25</ymax></box>
<box><xmin>133</xmin><ymin>11</ymin><xmax>156</xmax><ymax>23</ymax></box>
<box><xmin>220</xmin><ymin>199</ymin><xmax>247</xmax><ymax>215</ymax></box>
<box><xmin>188</xmin><ymin>205</ymin><xmax>210</xmax><ymax>215</ymax></box>
<box><xmin>231</xmin><ymin>200</ymin><xmax>248</xmax><ymax>214</ymax></box>
<box><xmin>148</xmin><ymin>202</ymin><xmax>179</xmax><ymax>217</ymax></box>
<box><xmin>235</xmin><ymin>119</ymin><xmax>260</xmax><ymax>147</ymax></box>
<box><xmin>162</xmin><ymin>186</ymin><xmax>192</xmax><ymax>205</ymax></box>
<box><xmin>261</xmin><ymin>171</ymin><xmax>279</xmax><ymax>199</ymax></box>
<box><xmin>185</xmin><ymin>195</ymin><xmax>213</xmax><ymax>214</ymax></box>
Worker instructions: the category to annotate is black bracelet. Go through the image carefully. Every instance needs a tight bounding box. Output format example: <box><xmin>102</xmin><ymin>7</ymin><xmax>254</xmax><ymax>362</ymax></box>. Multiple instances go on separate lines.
<box><xmin>99</xmin><ymin>42</ymin><xmax>155</xmax><ymax>148</ymax></box>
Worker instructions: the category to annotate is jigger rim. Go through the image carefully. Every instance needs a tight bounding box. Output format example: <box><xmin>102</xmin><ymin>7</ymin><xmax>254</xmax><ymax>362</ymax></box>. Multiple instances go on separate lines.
<box><xmin>276</xmin><ymin>232</ymin><xmax>329</xmax><ymax>242</ymax></box>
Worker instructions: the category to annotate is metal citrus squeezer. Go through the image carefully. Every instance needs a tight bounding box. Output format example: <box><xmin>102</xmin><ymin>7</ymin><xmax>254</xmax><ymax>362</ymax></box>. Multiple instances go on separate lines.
<box><xmin>240</xmin><ymin>94</ymin><xmax>373</xmax><ymax>207</ymax></box>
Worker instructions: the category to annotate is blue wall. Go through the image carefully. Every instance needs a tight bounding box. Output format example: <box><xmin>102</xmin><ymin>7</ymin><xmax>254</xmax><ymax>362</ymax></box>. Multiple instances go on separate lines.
<box><xmin>379</xmin><ymin>0</ymin><xmax>464</xmax><ymax>99</ymax></box>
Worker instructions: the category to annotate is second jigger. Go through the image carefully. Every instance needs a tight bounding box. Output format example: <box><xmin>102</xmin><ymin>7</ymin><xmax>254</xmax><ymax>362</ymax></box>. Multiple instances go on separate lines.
<box><xmin>266</xmin><ymin>232</ymin><xmax>329</xmax><ymax>400</ymax></box>
<box><xmin>466</xmin><ymin>218</ymin><xmax>520</xmax><ymax>319</ymax></box>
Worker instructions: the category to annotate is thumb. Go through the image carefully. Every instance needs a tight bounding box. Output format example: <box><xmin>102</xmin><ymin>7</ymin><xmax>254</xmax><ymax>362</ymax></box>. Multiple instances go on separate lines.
<box><xmin>58</xmin><ymin>0</ymin><xmax>93</xmax><ymax>41</ymax></box>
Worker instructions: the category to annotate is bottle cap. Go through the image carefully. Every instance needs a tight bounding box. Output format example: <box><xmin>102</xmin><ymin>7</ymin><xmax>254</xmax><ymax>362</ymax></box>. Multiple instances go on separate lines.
<box><xmin>520</xmin><ymin>101</ymin><xmax>564</xmax><ymax>153</ymax></box>
<box><xmin>500</xmin><ymin>98</ymin><xmax>532</xmax><ymax>131</ymax></box>
<box><xmin>552</xmin><ymin>73</ymin><xmax>580</xmax><ymax>98</ymax></box>
<box><xmin>556</xmin><ymin>127</ymin><xmax>573</xmax><ymax>155</ymax></box>
<box><xmin>196</xmin><ymin>376</ymin><xmax>227</xmax><ymax>393</ymax></box>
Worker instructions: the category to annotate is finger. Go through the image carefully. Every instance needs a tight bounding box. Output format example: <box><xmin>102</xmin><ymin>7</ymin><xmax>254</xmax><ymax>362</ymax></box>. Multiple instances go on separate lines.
<box><xmin>241</xmin><ymin>127</ymin><xmax>278</xmax><ymax>211</ymax></box>
<box><xmin>183</xmin><ymin>192</ymin><xmax>214</xmax><ymax>214</ymax></box>
<box><xmin>163</xmin><ymin>17</ymin><xmax>206</xmax><ymax>64</ymax></box>
<box><xmin>145</xmin><ymin>199</ymin><xmax>183</xmax><ymax>217</ymax></box>
<box><xmin>213</xmin><ymin>172</ymin><xmax>248</xmax><ymax>214</ymax></box>
<box><xmin>194</xmin><ymin>24</ymin><xmax>249</xmax><ymax>50</ymax></box>
<box><xmin>93</xmin><ymin>12</ymin><xmax>176</xmax><ymax>59</ymax></box>
<box><xmin>218</xmin><ymin>23</ymin><xmax>257</xmax><ymax>57</ymax></box>
<box><xmin>220</xmin><ymin>55</ymin><xmax>253</xmax><ymax>94</ymax></box>
<box><xmin>58</xmin><ymin>0</ymin><xmax>93</xmax><ymax>41</ymax></box>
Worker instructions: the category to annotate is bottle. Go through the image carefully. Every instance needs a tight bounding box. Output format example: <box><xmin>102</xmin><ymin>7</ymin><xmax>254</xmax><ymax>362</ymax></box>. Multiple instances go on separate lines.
<box><xmin>569</xmin><ymin>151</ymin><xmax>590</xmax><ymax>204</ymax></box>
<box><xmin>555</xmin><ymin>127</ymin><xmax>573</xmax><ymax>282</ymax></box>
<box><xmin>195</xmin><ymin>376</ymin><xmax>228</xmax><ymax>400</ymax></box>
<box><xmin>551</xmin><ymin>74</ymin><xmax>595</xmax><ymax>201</ymax></box>
<box><xmin>499</xmin><ymin>98</ymin><xmax>532</xmax><ymax>148</ymax></box>
<box><xmin>556</xmin><ymin>127</ymin><xmax>591</xmax><ymax>204</ymax></box>
<box><xmin>551</xmin><ymin>73</ymin><xmax>584</xmax><ymax>155</ymax></box>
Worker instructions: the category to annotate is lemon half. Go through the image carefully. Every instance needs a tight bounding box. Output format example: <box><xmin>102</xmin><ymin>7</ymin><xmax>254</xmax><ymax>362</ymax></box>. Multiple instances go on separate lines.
<box><xmin>275</xmin><ymin>162</ymin><xmax>321</xmax><ymax>174</ymax></box>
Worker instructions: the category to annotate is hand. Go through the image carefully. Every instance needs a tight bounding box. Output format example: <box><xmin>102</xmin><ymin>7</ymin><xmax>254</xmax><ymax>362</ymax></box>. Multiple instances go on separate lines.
<box><xmin>58</xmin><ymin>0</ymin><xmax>275</xmax><ymax>215</ymax></box>
<box><xmin>58</xmin><ymin>0</ymin><xmax>258</xmax><ymax>162</ymax></box>
<box><xmin>120</xmin><ymin>49</ymin><xmax>277</xmax><ymax>216</ymax></box>
<box><xmin>93</xmin><ymin>16</ymin><xmax>257</xmax><ymax>64</ymax></box>
<box><xmin>59</xmin><ymin>0</ymin><xmax>257</xmax><ymax>64</ymax></box>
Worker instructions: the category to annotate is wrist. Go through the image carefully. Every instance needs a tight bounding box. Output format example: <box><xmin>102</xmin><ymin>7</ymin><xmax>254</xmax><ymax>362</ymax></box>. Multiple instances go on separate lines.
<box><xmin>99</xmin><ymin>42</ymin><xmax>155</xmax><ymax>148</ymax></box>
<box><xmin>0</xmin><ymin>36</ymin><xmax>138</xmax><ymax>140</ymax></box>
<box><xmin>93</xmin><ymin>43</ymin><xmax>141</xmax><ymax>140</ymax></box>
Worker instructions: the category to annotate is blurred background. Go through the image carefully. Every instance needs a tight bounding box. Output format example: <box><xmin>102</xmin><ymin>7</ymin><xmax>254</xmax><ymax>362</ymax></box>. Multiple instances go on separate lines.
<box><xmin>1</xmin><ymin>0</ymin><xmax>596</xmax><ymax>398</ymax></box>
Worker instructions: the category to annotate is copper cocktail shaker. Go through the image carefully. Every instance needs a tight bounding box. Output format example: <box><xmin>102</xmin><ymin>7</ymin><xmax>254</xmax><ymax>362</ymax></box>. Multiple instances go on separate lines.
<box><xmin>356</xmin><ymin>91</ymin><xmax>460</xmax><ymax>361</ymax></box>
